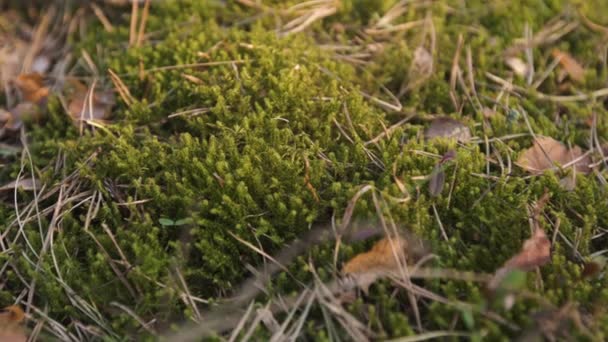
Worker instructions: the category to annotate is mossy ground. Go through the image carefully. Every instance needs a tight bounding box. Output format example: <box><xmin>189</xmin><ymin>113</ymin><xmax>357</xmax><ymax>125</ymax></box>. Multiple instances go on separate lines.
<box><xmin>1</xmin><ymin>0</ymin><xmax>608</xmax><ymax>340</ymax></box>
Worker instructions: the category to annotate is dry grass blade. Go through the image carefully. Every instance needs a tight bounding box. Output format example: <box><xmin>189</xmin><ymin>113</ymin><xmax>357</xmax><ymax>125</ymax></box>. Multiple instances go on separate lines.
<box><xmin>280</xmin><ymin>0</ymin><xmax>338</xmax><ymax>36</ymax></box>
<box><xmin>136</xmin><ymin>0</ymin><xmax>151</xmax><ymax>47</ymax></box>
<box><xmin>129</xmin><ymin>0</ymin><xmax>139</xmax><ymax>46</ymax></box>
<box><xmin>90</xmin><ymin>3</ymin><xmax>115</xmax><ymax>32</ymax></box>
<box><xmin>108</xmin><ymin>69</ymin><xmax>134</xmax><ymax>106</ymax></box>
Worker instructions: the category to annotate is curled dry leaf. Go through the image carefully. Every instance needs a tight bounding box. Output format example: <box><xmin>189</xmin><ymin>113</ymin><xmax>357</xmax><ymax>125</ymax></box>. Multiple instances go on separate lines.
<box><xmin>552</xmin><ymin>49</ymin><xmax>585</xmax><ymax>83</ymax></box>
<box><xmin>428</xmin><ymin>150</ymin><xmax>455</xmax><ymax>197</ymax></box>
<box><xmin>342</xmin><ymin>236</ymin><xmax>408</xmax><ymax>292</ymax></box>
<box><xmin>505</xmin><ymin>57</ymin><xmax>528</xmax><ymax>77</ymax></box>
<box><xmin>0</xmin><ymin>305</ymin><xmax>26</xmax><ymax>342</ymax></box>
<box><xmin>488</xmin><ymin>228</ymin><xmax>551</xmax><ymax>291</ymax></box>
<box><xmin>504</xmin><ymin>228</ymin><xmax>551</xmax><ymax>271</ymax></box>
<box><xmin>425</xmin><ymin>117</ymin><xmax>471</xmax><ymax>142</ymax></box>
<box><xmin>517</xmin><ymin>137</ymin><xmax>590</xmax><ymax>174</ymax></box>
<box><xmin>15</xmin><ymin>73</ymin><xmax>50</xmax><ymax>104</ymax></box>
<box><xmin>67</xmin><ymin>84</ymin><xmax>116</xmax><ymax>123</ymax></box>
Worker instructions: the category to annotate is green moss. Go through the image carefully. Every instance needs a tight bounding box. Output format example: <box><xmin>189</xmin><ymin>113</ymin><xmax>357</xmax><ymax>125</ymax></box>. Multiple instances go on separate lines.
<box><xmin>1</xmin><ymin>0</ymin><xmax>608</xmax><ymax>340</ymax></box>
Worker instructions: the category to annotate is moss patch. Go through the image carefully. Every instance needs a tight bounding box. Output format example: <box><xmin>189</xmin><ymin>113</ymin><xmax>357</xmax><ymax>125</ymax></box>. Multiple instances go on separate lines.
<box><xmin>1</xmin><ymin>0</ymin><xmax>608</xmax><ymax>340</ymax></box>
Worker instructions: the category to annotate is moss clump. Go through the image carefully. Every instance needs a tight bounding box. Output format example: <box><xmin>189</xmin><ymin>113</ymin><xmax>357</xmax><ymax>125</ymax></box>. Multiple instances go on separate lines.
<box><xmin>1</xmin><ymin>0</ymin><xmax>608</xmax><ymax>340</ymax></box>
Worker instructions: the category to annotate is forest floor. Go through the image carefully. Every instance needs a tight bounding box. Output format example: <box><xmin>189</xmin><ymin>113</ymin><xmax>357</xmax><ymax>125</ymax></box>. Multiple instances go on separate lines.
<box><xmin>1</xmin><ymin>0</ymin><xmax>608</xmax><ymax>341</ymax></box>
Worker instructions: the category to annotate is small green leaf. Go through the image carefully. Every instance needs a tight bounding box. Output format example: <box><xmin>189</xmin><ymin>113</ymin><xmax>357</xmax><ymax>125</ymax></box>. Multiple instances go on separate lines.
<box><xmin>174</xmin><ymin>218</ymin><xmax>194</xmax><ymax>226</ymax></box>
<box><xmin>158</xmin><ymin>218</ymin><xmax>175</xmax><ymax>226</ymax></box>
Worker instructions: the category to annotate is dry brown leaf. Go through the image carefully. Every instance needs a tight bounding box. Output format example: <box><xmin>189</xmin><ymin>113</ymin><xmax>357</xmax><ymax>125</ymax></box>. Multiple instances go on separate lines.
<box><xmin>489</xmin><ymin>228</ymin><xmax>551</xmax><ymax>291</ymax></box>
<box><xmin>504</xmin><ymin>228</ymin><xmax>551</xmax><ymax>271</ymax></box>
<box><xmin>410</xmin><ymin>46</ymin><xmax>433</xmax><ymax>78</ymax></box>
<box><xmin>67</xmin><ymin>86</ymin><xmax>116</xmax><ymax>122</ymax></box>
<box><xmin>425</xmin><ymin>117</ymin><xmax>471</xmax><ymax>142</ymax></box>
<box><xmin>505</xmin><ymin>57</ymin><xmax>528</xmax><ymax>77</ymax></box>
<box><xmin>552</xmin><ymin>49</ymin><xmax>585</xmax><ymax>83</ymax></box>
<box><xmin>342</xmin><ymin>236</ymin><xmax>408</xmax><ymax>292</ymax></box>
<box><xmin>0</xmin><ymin>305</ymin><xmax>26</xmax><ymax>342</ymax></box>
<box><xmin>0</xmin><ymin>177</ymin><xmax>39</xmax><ymax>192</ymax></box>
<box><xmin>0</xmin><ymin>103</ymin><xmax>43</xmax><ymax>138</ymax></box>
<box><xmin>15</xmin><ymin>73</ymin><xmax>50</xmax><ymax>104</ymax></box>
<box><xmin>517</xmin><ymin>137</ymin><xmax>590</xmax><ymax>174</ymax></box>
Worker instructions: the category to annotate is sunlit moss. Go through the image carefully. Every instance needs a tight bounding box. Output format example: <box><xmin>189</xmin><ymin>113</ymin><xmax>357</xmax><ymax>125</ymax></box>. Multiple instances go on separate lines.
<box><xmin>1</xmin><ymin>0</ymin><xmax>608</xmax><ymax>340</ymax></box>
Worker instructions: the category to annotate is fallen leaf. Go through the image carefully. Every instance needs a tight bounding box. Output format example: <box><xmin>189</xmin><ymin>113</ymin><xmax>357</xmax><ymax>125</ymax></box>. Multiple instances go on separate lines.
<box><xmin>552</xmin><ymin>49</ymin><xmax>585</xmax><ymax>83</ymax></box>
<box><xmin>411</xmin><ymin>46</ymin><xmax>433</xmax><ymax>78</ymax></box>
<box><xmin>67</xmin><ymin>85</ymin><xmax>115</xmax><ymax>122</ymax></box>
<box><xmin>403</xmin><ymin>46</ymin><xmax>433</xmax><ymax>92</ymax></box>
<box><xmin>504</xmin><ymin>228</ymin><xmax>551</xmax><ymax>271</ymax></box>
<box><xmin>488</xmin><ymin>229</ymin><xmax>551</xmax><ymax>292</ymax></box>
<box><xmin>581</xmin><ymin>255</ymin><xmax>606</xmax><ymax>279</ymax></box>
<box><xmin>505</xmin><ymin>57</ymin><xmax>528</xmax><ymax>77</ymax></box>
<box><xmin>0</xmin><ymin>305</ymin><xmax>26</xmax><ymax>342</ymax></box>
<box><xmin>489</xmin><ymin>193</ymin><xmax>552</xmax><ymax>291</ymax></box>
<box><xmin>428</xmin><ymin>165</ymin><xmax>445</xmax><ymax>197</ymax></box>
<box><xmin>0</xmin><ymin>178</ymin><xmax>39</xmax><ymax>192</ymax></box>
<box><xmin>342</xmin><ymin>236</ymin><xmax>408</xmax><ymax>292</ymax></box>
<box><xmin>517</xmin><ymin>137</ymin><xmax>590</xmax><ymax>174</ymax></box>
<box><xmin>0</xmin><ymin>103</ymin><xmax>43</xmax><ymax>138</ymax></box>
<box><xmin>425</xmin><ymin>117</ymin><xmax>471</xmax><ymax>142</ymax></box>
<box><xmin>14</xmin><ymin>73</ymin><xmax>50</xmax><ymax>104</ymax></box>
